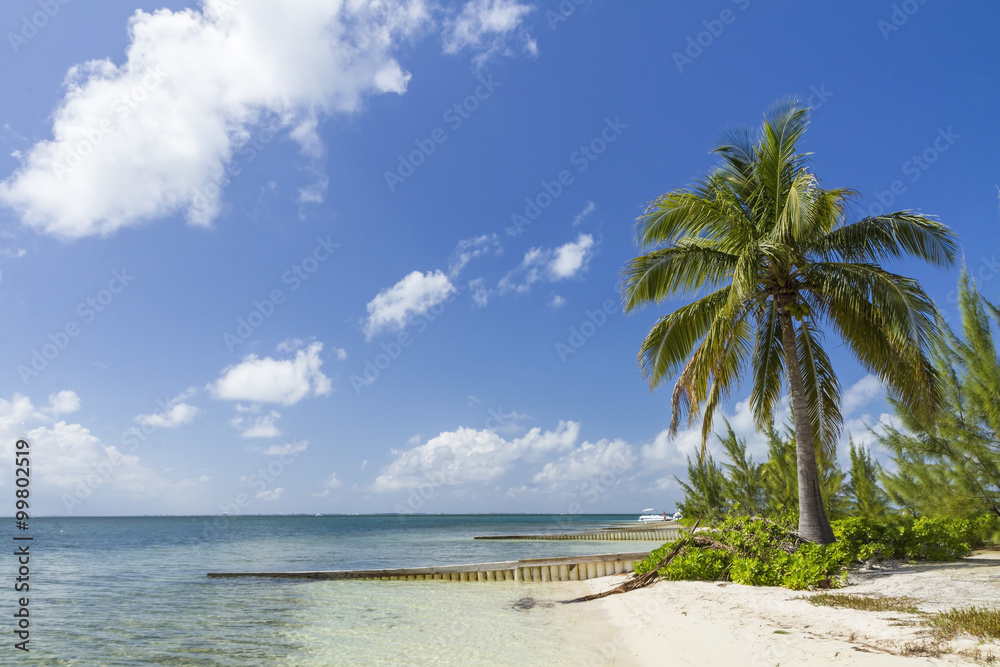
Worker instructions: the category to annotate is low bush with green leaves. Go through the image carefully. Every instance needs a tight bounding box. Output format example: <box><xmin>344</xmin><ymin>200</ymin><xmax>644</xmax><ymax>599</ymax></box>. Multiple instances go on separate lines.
<box><xmin>634</xmin><ymin>513</ymin><xmax>1000</xmax><ymax>591</ymax></box>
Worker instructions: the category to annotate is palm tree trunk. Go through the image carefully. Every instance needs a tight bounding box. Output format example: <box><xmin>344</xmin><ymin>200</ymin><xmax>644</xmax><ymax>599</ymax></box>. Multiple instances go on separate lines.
<box><xmin>779</xmin><ymin>307</ymin><xmax>836</xmax><ymax>544</ymax></box>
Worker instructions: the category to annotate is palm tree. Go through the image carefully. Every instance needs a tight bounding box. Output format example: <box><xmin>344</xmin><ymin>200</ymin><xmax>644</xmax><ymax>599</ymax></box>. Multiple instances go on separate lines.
<box><xmin>621</xmin><ymin>99</ymin><xmax>957</xmax><ymax>543</ymax></box>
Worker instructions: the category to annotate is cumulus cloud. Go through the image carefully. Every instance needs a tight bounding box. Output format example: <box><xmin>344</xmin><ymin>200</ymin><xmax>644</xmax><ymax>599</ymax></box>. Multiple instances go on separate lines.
<box><xmin>373</xmin><ymin>421</ymin><xmax>579</xmax><ymax>490</ymax></box>
<box><xmin>442</xmin><ymin>0</ymin><xmax>536</xmax><ymax>66</ymax></box>
<box><xmin>134</xmin><ymin>388</ymin><xmax>201</xmax><ymax>429</ymax></box>
<box><xmin>210</xmin><ymin>342</ymin><xmax>331</xmax><ymax>405</ymax></box>
<box><xmin>230</xmin><ymin>410</ymin><xmax>282</xmax><ymax>438</ymax></box>
<box><xmin>549</xmin><ymin>233</ymin><xmax>594</xmax><ymax>279</ymax></box>
<box><xmin>0</xmin><ymin>0</ymin><xmax>433</xmax><ymax>239</ymax></box>
<box><xmin>532</xmin><ymin>438</ymin><xmax>635</xmax><ymax>484</ymax></box>
<box><xmin>0</xmin><ymin>392</ymin><xmax>186</xmax><ymax>512</ymax></box>
<box><xmin>256</xmin><ymin>488</ymin><xmax>283</xmax><ymax>501</ymax></box>
<box><xmin>364</xmin><ymin>270</ymin><xmax>455</xmax><ymax>338</ymax></box>
<box><xmin>641</xmin><ymin>398</ymin><xmax>791</xmax><ymax>467</ymax></box>
<box><xmin>498</xmin><ymin>233</ymin><xmax>595</xmax><ymax>293</ymax></box>
<box><xmin>44</xmin><ymin>390</ymin><xmax>81</xmax><ymax>416</ymax></box>
<box><xmin>136</xmin><ymin>402</ymin><xmax>199</xmax><ymax>429</ymax></box>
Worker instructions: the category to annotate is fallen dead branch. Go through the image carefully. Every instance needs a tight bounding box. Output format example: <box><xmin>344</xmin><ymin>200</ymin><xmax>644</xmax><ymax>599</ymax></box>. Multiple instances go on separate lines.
<box><xmin>563</xmin><ymin>519</ymin><xmax>700</xmax><ymax>603</ymax></box>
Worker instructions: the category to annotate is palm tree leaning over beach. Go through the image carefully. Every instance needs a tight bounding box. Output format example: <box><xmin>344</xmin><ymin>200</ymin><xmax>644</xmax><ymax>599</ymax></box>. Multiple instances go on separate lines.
<box><xmin>621</xmin><ymin>99</ymin><xmax>957</xmax><ymax>543</ymax></box>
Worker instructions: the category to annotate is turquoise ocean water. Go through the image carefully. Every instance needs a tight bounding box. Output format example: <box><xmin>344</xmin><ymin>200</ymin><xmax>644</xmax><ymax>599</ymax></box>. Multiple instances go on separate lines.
<box><xmin>7</xmin><ymin>515</ymin><xmax>664</xmax><ymax>665</ymax></box>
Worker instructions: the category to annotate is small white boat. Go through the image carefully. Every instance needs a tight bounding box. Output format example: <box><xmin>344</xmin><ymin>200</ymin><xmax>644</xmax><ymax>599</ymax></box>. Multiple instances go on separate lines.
<box><xmin>637</xmin><ymin>508</ymin><xmax>681</xmax><ymax>522</ymax></box>
<box><xmin>638</xmin><ymin>508</ymin><xmax>669</xmax><ymax>523</ymax></box>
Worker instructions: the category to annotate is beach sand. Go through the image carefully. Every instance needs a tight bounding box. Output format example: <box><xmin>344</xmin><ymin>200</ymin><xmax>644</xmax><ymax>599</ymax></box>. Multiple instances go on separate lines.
<box><xmin>555</xmin><ymin>551</ymin><xmax>1000</xmax><ymax>666</ymax></box>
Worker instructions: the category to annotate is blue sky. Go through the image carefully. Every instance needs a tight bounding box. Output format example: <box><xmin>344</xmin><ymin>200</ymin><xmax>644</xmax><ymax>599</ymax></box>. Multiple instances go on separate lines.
<box><xmin>1</xmin><ymin>0</ymin><xmax>997</xmax><ymax>516</ymax></box>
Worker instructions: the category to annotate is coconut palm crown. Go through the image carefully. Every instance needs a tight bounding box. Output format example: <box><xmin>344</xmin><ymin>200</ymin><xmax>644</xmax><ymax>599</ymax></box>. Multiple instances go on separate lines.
<box><xmin>621</xmin><ymin>99</ymin><xmax>957</xmax><ymax>543</ymax></box>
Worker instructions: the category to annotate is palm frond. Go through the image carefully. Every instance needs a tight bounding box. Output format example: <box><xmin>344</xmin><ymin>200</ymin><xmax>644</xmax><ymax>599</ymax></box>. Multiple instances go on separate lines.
<box><xmin>621</xmin><ymin>240</ymin><xmax>738</xmax><ymax>312</ymax></box>
<box><xmin>795</xmin><ymin>315</ymin><xmax>842</xmax><ymax>455</ymax></box>
<box><xmin>750</xmin><ymin>298</ymin><xmax>785</xmax><ymax>430</ymax></box>
<box><xmin>637</xmin><ymin>287</ymin><xmax>731</xmax><ymax>390</ymax></box>
<box><xmin>809</xmin><ymin>211</ymin><xmax>958</xmax><ymax>267</ymax></box>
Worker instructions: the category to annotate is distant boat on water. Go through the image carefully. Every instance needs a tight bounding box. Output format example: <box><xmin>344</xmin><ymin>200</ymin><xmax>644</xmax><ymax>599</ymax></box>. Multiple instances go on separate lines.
<box><xmin>637</xmin><ymin>508</ymin><xmax>681</xmax><ymax>523</ymax></box>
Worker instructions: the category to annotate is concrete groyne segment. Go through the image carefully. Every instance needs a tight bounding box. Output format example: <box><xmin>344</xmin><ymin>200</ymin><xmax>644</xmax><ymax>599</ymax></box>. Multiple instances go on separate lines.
<box><xmin>207</xmin><ymin>551</ymin><xmax>651</xmax><ymax>582</ymax></box>
<box><xmin>473</xmin><ymin>522</ymin><xmax>682</xmax><ymax>542</ymax></box>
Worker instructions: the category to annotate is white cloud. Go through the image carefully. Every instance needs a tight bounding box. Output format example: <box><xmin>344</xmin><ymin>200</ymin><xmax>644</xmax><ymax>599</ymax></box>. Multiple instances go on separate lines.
<box><xmin>134</xmin><ymin>387</ymin><xmax>201</xmax><ymax>429</ymax></box>
<box><xmin>641</xmin><ymin>398</ymin><xmax>790</xmax><ymax>467</ymax></box>
<box><xmin>313</xmin><ymin>472</ymin><xmax>342</xmax><ymax>496</ymax></box>
<box><xmin>297</xmin><ymin>174</ymin><xmax>329</xmax><ymax>206</ymax></box>
<box><xmin>840</xmin><ymin>412</ymin><xmax>897</xmax><ymax>462</ymax></box>
<box><xmin>549</xmin><ymin>233</ymin><xmax>594</xmax><ymax>279</ymax></box>
<box><xmin>45</xmin><ymin>390</ymin><xmax>81</xmax><ymax>415</ymax></box>
<box><xmin>841</xmin><ymin>374</ymin><xmax>884</xmax><ymax>416</ymax></box>
<box><xmin>210</xmin><ymin>342</ymin><xmax>331</xmax><ymax>405</ymax></box>
<box><xmin>373</xmin><ymin>421</ymin><xmax>579</xmax><ymax>491</ymax></box>
<box><xmin>256</xmin><ymin>488</ymin><xmax>284</xmax><ymax>501</ymax></box>
<box><xmin>532</xmin><ymin>438</ymin><xmax>635</xmax><ymax>484</ymax></box>
<box><xmin>276</xmin><ymin>338</ymin><xmax>306</xmax><ymax>352</ymax></box>
<box><xmin>448</xmin><ymin>234</ymin><xmax>500</xmax><ymax>277</ymax></box>
<box><xmin>230</xmin><ymin>410</ymin><xmax>282</xmax><ymax>438</ymax></box>
<box><xmin>549</xmin><ymin>294</ymin><xmax>565</xmax><ymax>308</ymax></box>
<box><xmin>0</xmin><ymin>392</ymin><xmax>186</xmax><ymax>511</ymax></box>
<box><xmin>312</xmin><ymin>473</ymin><xmax>340</xmax><ymax>497</ymax></box>
<box><xmin>364</xmin><ymin>270</ymin><xmax>455</xmax><ymax>338</ymax></box>
<box><xmin>469</xmin><ymin>277</ymin><xmax>490</xmax><ymax>307</ymax></box>
<box><xmin>264</xmin><ymin>440</ymin><xmax>309</xmax><ymax>457</ymax></box>
<box><xmin>136</xmin><ymin>403</ymin><xmax>199</xmax><ymax>429</ymax></box>
<box><xmin>571</xmin><ymin>201</ymin><xmax>595</xmax><ymax>226</ymax></box>
<box><xmin>442</xmin><ymin>0</ymin><xmax>535</xmax><ymax>66</ymax></box>
<box><xmin>498</xmin><ymin>233</ymin><xmax>595</xmax><ymax>293</ymax></box>
<box><xmin>198</xmin><ymin>474</ymin><xmax>212</xmax><ymax>482</ymax></box>
<box><xmin>0</xmin><ymin>0</ymin><xmax>431</xmax><ymax>239</ymax></box>
<box><xmin>639</xmin><ymin>385</ymin><xmax>892</xmax><ymax>472</ymax></box>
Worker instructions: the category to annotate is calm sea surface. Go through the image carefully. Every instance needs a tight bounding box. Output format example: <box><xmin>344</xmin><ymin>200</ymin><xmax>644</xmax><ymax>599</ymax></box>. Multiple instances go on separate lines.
<box><xmin>8</xmin><ymin>515</ymin><xmax>663</xmax><ymax>665</ymax></box>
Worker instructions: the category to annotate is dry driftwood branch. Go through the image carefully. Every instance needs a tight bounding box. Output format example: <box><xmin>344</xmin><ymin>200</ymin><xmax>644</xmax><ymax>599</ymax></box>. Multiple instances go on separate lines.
<box><xmin>563</xmin><ymin>519</ymin><xmax>701</xmax><ymax>604</ymax></box>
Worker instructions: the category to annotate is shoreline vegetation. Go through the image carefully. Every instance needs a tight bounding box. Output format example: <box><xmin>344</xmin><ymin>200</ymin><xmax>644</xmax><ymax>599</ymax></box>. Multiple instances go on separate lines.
<box><xmin>570</xmin><ymin>97</ymin><xmax>1000</xmax><ymax>663</ymax></box>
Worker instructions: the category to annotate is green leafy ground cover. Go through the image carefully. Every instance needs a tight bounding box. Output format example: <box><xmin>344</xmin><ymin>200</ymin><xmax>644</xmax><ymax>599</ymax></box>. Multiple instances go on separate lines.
<box><xmin>634</xmin><ymin>514</ymin><xmax>1000</xmax><ymax>590</ymax></box>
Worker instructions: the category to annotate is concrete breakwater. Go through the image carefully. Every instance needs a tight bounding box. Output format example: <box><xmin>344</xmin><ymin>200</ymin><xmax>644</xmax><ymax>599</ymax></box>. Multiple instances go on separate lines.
<box><xmin>473</xmin><ymin>522</ymin><xmax>681</xmax><ymax>542</ymax></box>
<box><xmin>207</xmin><ymin>551</ymin><xmax>651</xmax><ymax>583</ymax></box>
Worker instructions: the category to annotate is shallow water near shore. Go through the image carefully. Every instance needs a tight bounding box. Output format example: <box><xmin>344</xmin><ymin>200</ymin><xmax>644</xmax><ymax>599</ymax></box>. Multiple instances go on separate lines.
<box><xmin>18</xmin><ymin>514</ymin><xmax>662</xmax><ymax>665</ymax></box>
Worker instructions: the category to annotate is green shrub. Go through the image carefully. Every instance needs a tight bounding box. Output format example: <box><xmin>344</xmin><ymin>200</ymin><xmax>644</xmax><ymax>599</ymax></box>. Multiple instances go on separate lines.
<box><xmin>633</xmin><ymin>540</ymin><xmax>681</xmax><ymax>575</ymax></box>
<box><xmin>662</xmin><ymin>548</ymin><xmax>731</xmax><ymax>581</ymax></box>
<box><xmin>782</xmin><ymin>544</ymin><xmax>848</xmax><ymax>590</ymax></box>
<box><xmin>729</xmin><ymin>553</ymin><xmax>787</xmax><ymax>586</ymax></box>
<box><xmin>633</xmin><ymin>512</ymin><xmax>1000</xmax><ymax>592</ymax></box>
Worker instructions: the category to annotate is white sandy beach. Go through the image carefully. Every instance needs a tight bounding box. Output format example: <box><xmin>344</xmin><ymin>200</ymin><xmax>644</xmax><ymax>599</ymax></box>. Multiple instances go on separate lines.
<box><xmin>554</xmin><ymin>552</ymin><xmax>1000</xmax><ymax>666</ymax></box>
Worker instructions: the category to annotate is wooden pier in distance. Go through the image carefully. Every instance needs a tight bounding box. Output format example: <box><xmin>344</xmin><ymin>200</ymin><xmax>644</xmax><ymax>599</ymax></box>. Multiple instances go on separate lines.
<box><xmin>207</xmin><ymin>551</ymin><xmax>651</xmax><ymax>583</ymax></box>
